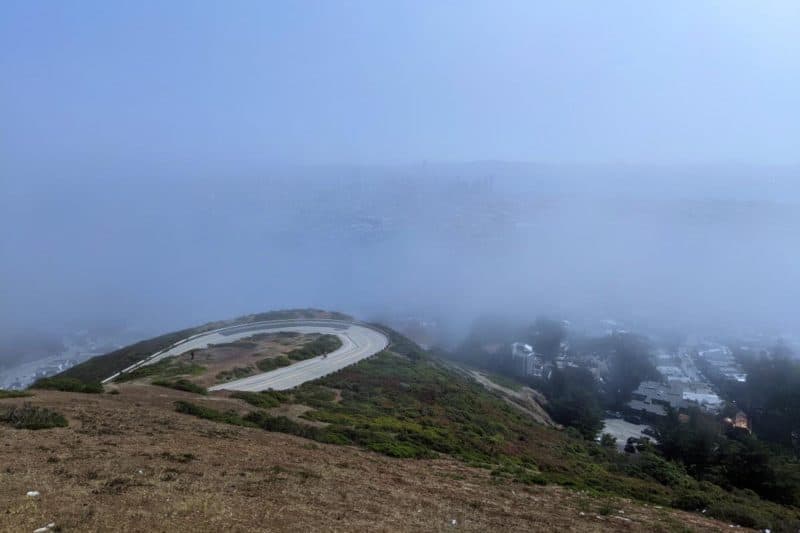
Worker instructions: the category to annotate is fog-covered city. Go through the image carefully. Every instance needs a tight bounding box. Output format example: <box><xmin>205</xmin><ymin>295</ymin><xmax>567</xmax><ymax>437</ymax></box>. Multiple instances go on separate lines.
<box><xmin>2</xmin><ymin>162</ymin><xmax>800</xmax><ymax>385</ymax></box>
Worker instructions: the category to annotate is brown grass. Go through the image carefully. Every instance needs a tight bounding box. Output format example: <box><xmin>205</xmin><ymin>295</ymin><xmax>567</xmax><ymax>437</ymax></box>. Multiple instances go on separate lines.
<box><xmin>0</xmin><ymin>387</ymin><xmax>730</xmax><ymax>532</ymax></box>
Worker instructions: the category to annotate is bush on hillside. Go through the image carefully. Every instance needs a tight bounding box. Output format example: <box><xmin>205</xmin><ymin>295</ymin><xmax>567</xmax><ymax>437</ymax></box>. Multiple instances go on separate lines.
<box><xmin>0</xmin><ymin>403</ymin><xmax>68</xmax><ymax>430</ymax></box>
<box><xmin>30</xmin><ymin>376</ymin><xmax>103</xmax><ymax>394</ymax></box>
<box><xmin>152</xmin><ymin>379</ymin><xmax>207</xmax><ymax>395</ymax></box>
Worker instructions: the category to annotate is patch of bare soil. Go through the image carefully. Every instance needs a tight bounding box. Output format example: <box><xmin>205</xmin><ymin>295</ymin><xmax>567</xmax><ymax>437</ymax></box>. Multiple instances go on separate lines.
<box><xmin>0</xmin><ymin>389</ymin><xmax>729</xmax><ymax>532</ymax></box>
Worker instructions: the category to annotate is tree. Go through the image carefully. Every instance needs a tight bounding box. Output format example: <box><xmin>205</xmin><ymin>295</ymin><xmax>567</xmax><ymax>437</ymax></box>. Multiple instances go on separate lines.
<box><xmin>528</xmin><ymin>317</ymin><xmax>565</xmax><ymax>361</ymax></box>
<box><xmin>604</xmin><ymin>333</ymin><xmax>659</xmax><ymax>408</ymax></box>
<box><xmin>546</xmin><ymin>366</ymin><xmax>603</xmax><ymax>439</ymax></box>
<box><xmin>600</xmin><ymin>433</ymin><xmax>617</xmax><ymax>448</ymax></box>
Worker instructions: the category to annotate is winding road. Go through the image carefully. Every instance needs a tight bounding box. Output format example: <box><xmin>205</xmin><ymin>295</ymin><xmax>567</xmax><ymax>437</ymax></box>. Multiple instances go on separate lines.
<box><xmin>103</xmin><ymin>319</ymin><xmax>389</xmax><ymax>391</ymax></box>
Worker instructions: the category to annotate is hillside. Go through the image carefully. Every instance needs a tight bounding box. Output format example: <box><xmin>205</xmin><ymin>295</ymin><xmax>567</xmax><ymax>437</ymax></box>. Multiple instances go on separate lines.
<box><xmin>51</xmin><ymin>309</ymin><xmax>351</xmax><ymax>384</ymax></box>
<box><xmin>6</xmin><ymin>312</ymin><xmax>798</xmax><ymax>531</ymax></box>
<box><xmin>3</xmin><ymin>388</ymin><xmax>728</xmax><ymax>532</ymax></box>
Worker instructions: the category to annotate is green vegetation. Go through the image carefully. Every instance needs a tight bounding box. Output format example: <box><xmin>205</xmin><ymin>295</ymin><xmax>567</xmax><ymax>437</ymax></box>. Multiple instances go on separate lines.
<box><xmin>230</xmin><ymin>390</ymin><xmax>288</xmax><ymax>409</ymax></box>
<box><xmin>174</xmin><ymin>400</ymin><xmax>252</xmax><ymax>426</ymax></box>
<box><xmin>256</xmin><ymin>356</ymin><xmax>292</xmax><ymax>372</ymax></box>
<box><xmin>30</xmin><ymin>376</ymin><xmax>103</xmax><ymax>394</ymax></box>
<box><xmin>152</xmin><ymin>379</ymin><xmax>208</xmax><ymax>395</ymax></box>
<box><xmin>0</xmin><ymin>389</ymin><xmax>32</xmax><ymax>399</ymax></box>
<box><xmin>600</xmin><ymin>433</ymin><xmax>617</xmax><ymax>448</ymax></box>
<box><xmin>485</xmin><ymin>372</ymin><xmax>523</xmax><ymax>391</ymax></box>
<box><xmin>114</xmin><ymin>356</ymin><xmax>206</xmax><ymax>383</ymax></box>
<box><xmin>243</xmin><ymin>411</ymin><xmax>326</xmax><ymax>440</ymax></box>
<box><xmin>655</xmin><ymin>406</ymin><xmax>800</xmax><ymax>510</ymax></box>
<box><xmin>285</xmin><ymin>334</ymin><xmax>342</xmax><ymax>361</ymax></box>
<box><xmin>216</xmin><ymin>366</ymin><xmax>254</xmax><ymax>382</ymax></box>
<box><xmin>541</xmin><ymin>366</ymin><xmax>604</xmax><ymax>439</ymax></box>
<box><xmin>0</xmin><ymin>403</ymin><xmax>68</xmax><ymax>430</ymax></box>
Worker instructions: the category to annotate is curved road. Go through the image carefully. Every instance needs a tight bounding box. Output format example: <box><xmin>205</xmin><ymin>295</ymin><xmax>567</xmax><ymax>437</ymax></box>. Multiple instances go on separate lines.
<box><xmin>104</xmin><ymin>319</ymin><xmax>389</xmax><ymax>392</ymax></box>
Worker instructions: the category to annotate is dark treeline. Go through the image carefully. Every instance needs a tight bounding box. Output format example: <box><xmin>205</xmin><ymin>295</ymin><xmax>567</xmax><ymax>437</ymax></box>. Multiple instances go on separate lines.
<box><xmin>656</xmin><ymin>406</ymin><xmax>800</xmax><ymax>510</ymax></box>
<box><xmin>704</xmin><ymin>343</ymin><xmax>800</xmax><ymax>452</ymax></box>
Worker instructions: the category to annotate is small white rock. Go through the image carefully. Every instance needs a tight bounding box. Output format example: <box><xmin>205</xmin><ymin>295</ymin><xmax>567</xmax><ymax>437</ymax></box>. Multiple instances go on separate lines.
<box><xmin>47</xmin><ymin>524</ymin><xmax>56</xmax><ymax>529</ymax></box>
<box><xmin>26</xmin><ymin>491</ymin><xmax>40</xmax><ymax>498</ymax></box>
<box><xmin>34</xmin><ymin>528</ymin><xmax>49</xmax><ymax>533</ymax></box>
<box><xmin>450</xmin><ymin>519</ymin><xmax>457</xmax><ymax>526</ymax></box>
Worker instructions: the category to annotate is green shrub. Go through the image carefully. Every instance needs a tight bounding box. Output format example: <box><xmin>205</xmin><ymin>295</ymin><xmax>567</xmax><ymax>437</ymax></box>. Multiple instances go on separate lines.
<box><xmin>174</xmin><ymin>400</ymin><xmax>253</xmax><ymax>426</ymax></box>
<box><xmin>293</xmin><ymin>385</ymin><xmax>337</xmax><ymax>407</ymax></box>
<box><xmin>600</xmin><ymin>433</ymin><xmax>617</xmax><ymax>448</ymax></box>
<box><xmin>216</xmin><ymin>366</ymin><xmax>254</xmax><ymax>382</ymax></box>
<box><xmin>366</xmin><ymin>441</ymin><xmax>432</xmax><ymax>459</ymax></box>
<box><xmin>30</xmin><ymin>376</ymin><xmax>103</xmax><ymax>394</ymax></box>
<box><xmin>624</xmin><ymin>452</ymin><xmax>687</xmax><ymax>487</ymax></box>
<box><xmin>672</xmin><ymin>490</ymin><xmax>711</xmax><ymax>512</ymax></box>
<box><xmin>256</xmin><ymin>356</ymin><xmax>292</xmax><ymax>372</ymax></box>
<box><xmin>153</xmin><ymin>379</ymin><xmax>207</xmax><ymax>395</ymax></box>
<box><xmin>706</xmin><ymin>501</ymin><xmax>762</xmax><ymax>529</ymax></box>
<box><xmin>230</xmin><ymin>390</ymin><xmax>288</xmax><ymax>409</ymax></box>
<box><xmin>243</xmin><ymin>411</ymin><xmax>321</xmax><ymax>440</ymax></box>
<box><xmin>285</xmin><ymin>334</ymin><xmax>342</xmax><ymax>361</ymax></box>
<box><xmin>0</xmin><ymin>403</ymin><xmax>68</xmax><ymax>429</ymax></box>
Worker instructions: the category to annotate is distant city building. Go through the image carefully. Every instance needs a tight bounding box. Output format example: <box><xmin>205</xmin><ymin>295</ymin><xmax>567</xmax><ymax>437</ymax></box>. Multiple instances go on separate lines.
<box><xmin>511</xmin><ymin>342</ymin><xmax>552</xmax><ymax>379</ymax></box>
<box><xmin>628</xmin><ymin>380</ymin><xmax>722</xmax><ymax>417</ymax></box>
<box><xmin>696</xmin><ymin>345</ymin><xmax>747</xmax><ymax>383</ymax></box>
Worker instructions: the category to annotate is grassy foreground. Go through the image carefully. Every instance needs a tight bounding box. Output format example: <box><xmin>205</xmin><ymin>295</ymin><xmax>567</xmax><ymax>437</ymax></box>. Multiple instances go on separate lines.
<box><xmin>177</xmin><ymin>342</ymin><xmax>800</xmax><ymax>531</ymax></box>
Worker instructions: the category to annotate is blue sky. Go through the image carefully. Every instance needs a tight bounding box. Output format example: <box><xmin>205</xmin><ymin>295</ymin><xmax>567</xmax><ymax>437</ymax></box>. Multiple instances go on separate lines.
<box><xmin>2</xmin><ymin>1</ymin><xmax>799</xmax><ymax>168</ymax></box>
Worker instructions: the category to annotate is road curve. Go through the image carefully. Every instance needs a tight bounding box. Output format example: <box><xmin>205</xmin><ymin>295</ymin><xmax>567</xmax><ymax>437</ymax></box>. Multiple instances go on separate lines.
<box><xmin>104</xmin><ymin>319</ymin><xmax>389</xmax><ymax>392</ymax></box>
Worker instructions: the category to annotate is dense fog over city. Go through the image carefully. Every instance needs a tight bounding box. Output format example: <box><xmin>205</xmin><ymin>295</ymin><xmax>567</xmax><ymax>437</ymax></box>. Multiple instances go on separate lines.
<box><xmin>2</xmin><ymin>2</ymin><xmax>800</xmax><ymax>368</ymax></box>
<box><xmin>3</xmin><ymin>162</ymin><xmax>800</xmax><ymax>365</ymax></box>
